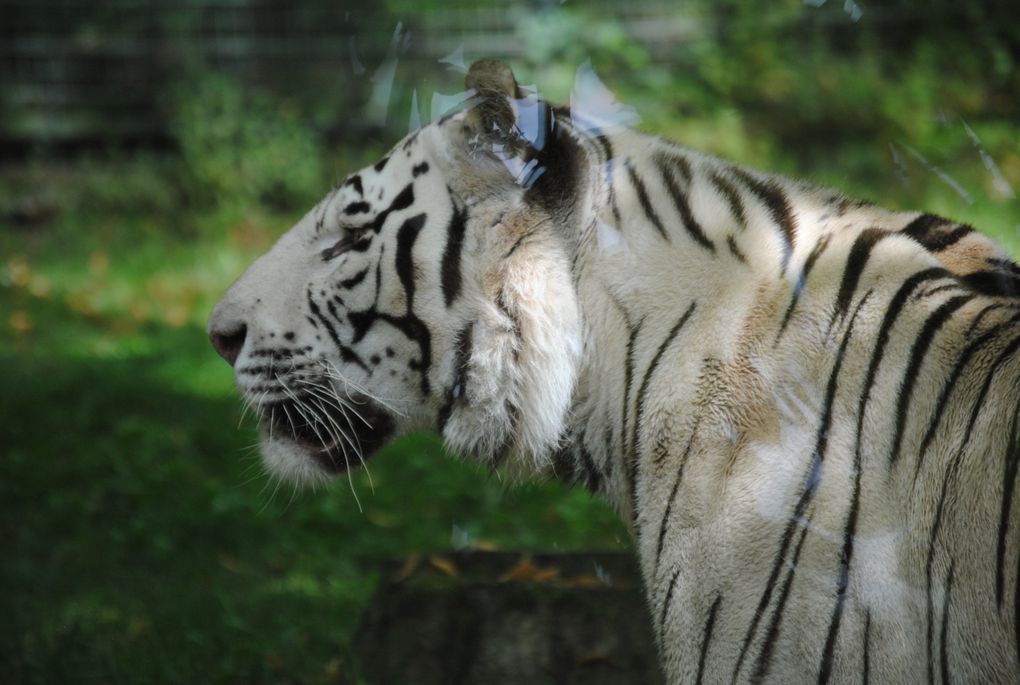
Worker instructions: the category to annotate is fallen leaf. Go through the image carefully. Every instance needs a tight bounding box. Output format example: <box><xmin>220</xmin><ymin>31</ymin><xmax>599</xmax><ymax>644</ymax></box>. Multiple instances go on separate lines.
<box><xmin>499</xmin><ymin>556</ymin><xmax>561</xmax><ymax>583</ymax></box>
<box><xmin>392</xmin><ymin>554</ymin><xmax>420</xmax><ymax>582</ymax></box>
<box><xmin>428</xmin><ymin>555</ymin><xmax>459</xmax><ymax>578</ymax></box>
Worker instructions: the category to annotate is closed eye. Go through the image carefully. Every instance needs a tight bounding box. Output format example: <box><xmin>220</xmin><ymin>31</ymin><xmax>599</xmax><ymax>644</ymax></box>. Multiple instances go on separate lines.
<box><xmin>321</xmin><ymin>231</ymin><xmax>372</xmax><ymax>261</ymax></box>
<box><xmin>321</xmin><ymin>237</ymin><xmax>355</xmax><ymax>261</ymax></box>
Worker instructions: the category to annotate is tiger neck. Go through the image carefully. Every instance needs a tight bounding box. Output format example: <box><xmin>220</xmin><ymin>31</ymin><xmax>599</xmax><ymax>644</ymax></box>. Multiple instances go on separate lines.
<box><xmin>547</xmin><ymin>122</ymin><xmax>818</xmax><ymax>527</ymax></box>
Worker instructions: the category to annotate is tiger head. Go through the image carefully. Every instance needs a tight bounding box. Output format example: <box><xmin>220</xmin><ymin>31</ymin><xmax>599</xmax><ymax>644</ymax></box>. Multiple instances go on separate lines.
<box><xmin>208</xmin><ymin>60</ymin><xmax>587</xmax><ymax>484</ymax></box>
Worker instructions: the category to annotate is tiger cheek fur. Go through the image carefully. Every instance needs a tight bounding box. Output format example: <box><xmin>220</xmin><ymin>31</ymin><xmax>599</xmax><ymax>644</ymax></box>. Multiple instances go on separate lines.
<box><xmin>211</xmin><ymin>58</ymin><xmax>1020</xmax><ymax>683</ymax></box>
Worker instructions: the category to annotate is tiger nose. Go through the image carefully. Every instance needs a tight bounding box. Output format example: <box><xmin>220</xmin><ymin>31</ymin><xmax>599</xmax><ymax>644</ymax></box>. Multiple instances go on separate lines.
<box><xmin>208</xmin><ymin>314</ymin><xmax>248</xmax><ymax>367</ymax></box>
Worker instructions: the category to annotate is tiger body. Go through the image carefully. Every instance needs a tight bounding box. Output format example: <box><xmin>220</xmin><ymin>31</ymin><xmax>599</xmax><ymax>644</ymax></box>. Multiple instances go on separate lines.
<box><xmin>209</xmin><ymin>61</ymin><xmax>1020</xmax><ymax>683</ymax></box>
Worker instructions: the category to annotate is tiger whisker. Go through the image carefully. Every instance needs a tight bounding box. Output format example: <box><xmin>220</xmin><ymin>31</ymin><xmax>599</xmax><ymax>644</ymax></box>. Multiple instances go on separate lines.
<box><xmin>294</xmin><ymin>375</ymin><xmax>375</xmax><ymax>430</ymax></box>
<box><xmin>296</xmin><ymin>380</ymin><xmax>368</xmax><ymax>458</ymax></box>
<box><xmin>278</xmin><ymin>376</ymin><xmax>364</xmax><ymax>512</ymax></box>
<box><xmin>308</xmin><ymin>393</ymin><xmax>375</xmax><ymax>494</ymax></box>
<box><xmin>317</xmin><ymin>359</ymin><xmax>410</xmax><ymax>417</ymax></box>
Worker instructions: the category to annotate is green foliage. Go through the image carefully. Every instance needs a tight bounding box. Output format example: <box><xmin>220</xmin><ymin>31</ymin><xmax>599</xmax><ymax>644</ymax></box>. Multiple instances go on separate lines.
<box><xmin>169</xmin><ymin>73</ymin><xmax>328</xmax><ymax>212</ymax></box>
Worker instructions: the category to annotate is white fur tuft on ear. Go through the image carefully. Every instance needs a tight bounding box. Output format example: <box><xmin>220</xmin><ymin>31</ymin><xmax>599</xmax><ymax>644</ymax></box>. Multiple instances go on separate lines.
<box><xmin>441</xmin><ymin>222</ymin><xmax>582</xmax><ymax>473</ymax></box>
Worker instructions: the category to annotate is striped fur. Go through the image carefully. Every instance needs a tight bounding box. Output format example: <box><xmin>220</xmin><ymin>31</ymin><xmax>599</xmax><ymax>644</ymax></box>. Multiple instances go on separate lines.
<box><xmin>209</xmin><ymin>60</ymin><xmax>1020</xmax><ymax>683</ymax></box>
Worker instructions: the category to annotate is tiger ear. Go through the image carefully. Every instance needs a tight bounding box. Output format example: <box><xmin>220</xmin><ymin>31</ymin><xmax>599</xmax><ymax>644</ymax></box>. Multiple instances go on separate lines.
<box><xmin>465</xmin><ymin>59</ymin><xmax>525</xmax><ymax>149</ymax></box>
<box><xmin>463</xmin><ymin>59</ymin><xmax>552</xmax><ymax>184</ymax></box>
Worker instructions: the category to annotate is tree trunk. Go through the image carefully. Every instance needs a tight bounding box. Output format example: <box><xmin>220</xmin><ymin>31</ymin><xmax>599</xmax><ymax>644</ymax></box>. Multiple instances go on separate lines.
<box><xmin>352</xmin><ymin>551</ymin><xmax>664</xmax><ymax>685</ymax></box>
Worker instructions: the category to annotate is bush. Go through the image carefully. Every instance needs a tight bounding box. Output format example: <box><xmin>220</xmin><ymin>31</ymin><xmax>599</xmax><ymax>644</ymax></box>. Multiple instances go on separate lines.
<box><xmin>169</xmin><ymin>73</ymin><xmax>327</xmax><ymax>212</ymax></box>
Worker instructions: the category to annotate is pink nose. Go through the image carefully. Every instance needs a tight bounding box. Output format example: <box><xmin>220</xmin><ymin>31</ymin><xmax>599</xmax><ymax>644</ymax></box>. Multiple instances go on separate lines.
<box><xmin>209</xmin><ymin>321</ymin><xmax>247</xmax><ymax>367</ymax></box>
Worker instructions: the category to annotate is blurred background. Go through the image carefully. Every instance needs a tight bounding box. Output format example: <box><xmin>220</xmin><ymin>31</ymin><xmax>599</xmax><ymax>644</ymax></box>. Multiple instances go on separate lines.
<box><xmin>2</xmin><ymin>0</ymin><xmax>1018</xmax><ymax>682</ymax></box>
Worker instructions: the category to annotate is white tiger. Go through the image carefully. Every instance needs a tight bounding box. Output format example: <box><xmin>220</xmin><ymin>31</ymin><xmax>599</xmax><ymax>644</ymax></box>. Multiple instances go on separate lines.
<box><xmin>209</xmin><ymin>59</ymin><xmax>1020</xmax><ymax>683</ymax></box>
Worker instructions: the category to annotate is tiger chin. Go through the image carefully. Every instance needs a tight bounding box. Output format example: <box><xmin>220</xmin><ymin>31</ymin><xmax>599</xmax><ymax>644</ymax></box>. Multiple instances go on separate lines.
<box><xmin>210</xmin><ymin>59</ymin><xmax>1020</xmax><ymax>683</ymax></box>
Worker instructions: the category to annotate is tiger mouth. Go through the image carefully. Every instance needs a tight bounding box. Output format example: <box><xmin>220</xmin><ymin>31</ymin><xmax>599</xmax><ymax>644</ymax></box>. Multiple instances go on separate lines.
<box><xmin>263</xmin><ymin>395</ymin><xmax>395</xmax><ymax>473</ymax></box>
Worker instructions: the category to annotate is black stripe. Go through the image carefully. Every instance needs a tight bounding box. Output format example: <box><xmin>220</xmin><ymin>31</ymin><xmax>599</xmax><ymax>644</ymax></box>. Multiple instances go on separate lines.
<box><xmin>998</xmin><ymin>402</ymin><xmax>1020</xmax><ymax>607</ymax></box>
<box><xmin>966</xmin><ymin>302</ymin><xmax>1008</xmax><ymax>336</ymax></box>
<box><xmin>1014</xmin><ymin>522</ymin><xmax>1020</xmax><ymax>671</ymax></box>
<box><xmin>961</xmin><ymin>270</ymin><xmax>1020</xmax><ymax>298</ymax></box>
<box><xmin>731</xmin><ymin>169</ymin><xmax>797</xmax><ymax>272</ymax></box>
<box><xmin>710</xmin><ymin>172</ymin><xmax>747</xmax><ymax>229</ymax></box>
<box><xmin>339</xmin><ymin>268</ymin><xmax>369</xmax><ymax>289</ymax></box>
<box><xmin>344</xmin><ymin>201</ymin><xmax>371</xmax><ymax>215</ymax></box>
<box><xmin>440</xmin><ymin>200</ymin><xmax>468</xmax><ymax>306</ymax></box>
<box><xmin>588</xmin><ymin>133</ymin><xmax>624</xmax><ymax>227</ymax></box>
<box><xmin>346</xmin><ymin>174</ymin><xmax>364</xmax><ymax>196</ymax></box>
<box><xmin>752</xmin><ymin>521</ymin><xmax>812</xmax><ymax>682</ymax></box>
<box><xmin>726</xmin><ymin>235</ymin><xmax>747</xmax><ymax>263</ymax></box>
<box><xmin>919</xmin><ymin>283</ymin><xmax>963</xmax><ymax>299</ymax></box>
<box><xmin>851</xmin><ymin>269</ymin><xmax>949</xmax><ymax>442</ymax></box>
<box><xmin>833</xmin><ymin>229</ymin><xmax>889</xmax><ymax>325</ymax></box>
<box><xmin>668</xmin><ymin>150</ymin><xmax>693</xmax><ymax>184</ymax></box>
<box><xmin>916</xmin><ymin>311</ymin><xmax>1020</xmax><ymax>481</ymax></box>
<box><xmin>888</xmin><ymin>294</ymin><xmax>973</xmax><ymax>466</ymax></box>
<box><xmin>634</xmin><ymin>303</ymin><xmax>698</xmax><ymax>468</ymax></box>
<box><xmin>590</xmin><ymin>133</ymin><xmax>614</xmax><ymax>163</ymax></box>
<box><xmin>819</xmin><ymin>429</ymin><xmax>865</xmax><ymax>683</ymax></box>
<box><xmin>325</xmin><ymin>298</ymin><xmax>345</xmax><ymax>325</ymax></box>
<box><xmin>622</xmin><ymin>319</ymin><xmax>643</xmax><ymax>520</ymax></box>
<box><xmin>632</xmin><ymin>305</ymin><xmax>697</xmax><ymax>542</ymax></box>
<box><xmin>863</xmin><ymin>610</ymin><xmax>872</xmax><ymax>685</ymax></box>
<box><xmin>925</xmin><ymin>488</ymin><xmax>947</xmax><ymax>685</ymax></box>
<box><xmin>346</xmin><ymin>214</ymin><xmax>434</xmax><ymax>396</ymax></box>
<box><xmin>818</xmin><ymin>271</ymin><xmax>954</xmax><ymax>684</ymax></box>
<box><xmin>928</xmin><ymin>226</ymin><xmax>974</xmax><ymax>253</ymax></box>
<box><xmin>659</xmin><ymin>565</ymin><xmax>682</xmax><ymax>636</ymax></box>
<box><xmin>925</xmin><ymin>329</ymin><xmax>1020</xmax><ymax>683</ymax></box>
<box><xmin>654</xmin><ymin>429</ymin><xmax>699</xmax><ymax>573</ymax></box>
<box><xmin>940</xmin><ymin>561</ymin><xmax>956</xmax><ymax>685</ymax></box>
<box><xmin>578</xmin><ymin>446</ymin><xmax>601</xmax><ymax>493</ymax></box>
<box><xmin>437</xmin><ymin>323</ymin><xmax>472</xmax><ymax>434</ymax></box>
<box><xmin>988</xmin><ymin>257</ymin><xmax>1020</xmax><ymax>276</ymax></box>
<box><xmin>901</xmin><ymin>213</ymin><xmax>948</xmax><ymax>240</ymax></box>
<box><xmin>504</xmin><ymin>229</ymin><xmax>536</xmax><ymax>259</ymax></box>
<box><xmin>654</xmin><ymin>151</ymin><xmax>716</xmax><ymax>252</ymax></box>
<box><xmin>602</xmin><ymin>424</ymin><xmax>615</xmax><ymax>482</ymax></box>
<box><xmin>370</xmin><ymin>183</ymin><xmax>415</xmax><ymax>233</ymax></box>
<box><xmin>734</xmin><ymin>291</ymin><xmax>871</xmax><ymax>682</ymax></box>
<box><xmin>696</xmin><ymin>595</ymin><xmax>723</xmax><ymax>685</ymax></box>
<box><xmin>306</xmin><ymin>289</ymin><xmax>368</xmax><ymax>371</ymax></box>
<box><xmin>902</xmin><ymin>214</ymin><xmax>973</xmax><ymax>252</ymax></box>
<box><xmin>626</xmin><ymin>162</ymin><xmax>670</xmax><ymax>242</ymax></box>
<box><xmin>777</xmin><ymin>233</ymin><xmax>833</xmax><ymax>342</ymax></box>
<box><xmin>394</xmin><ymin>214</ymin><xmax>425</xmax><ymax>306</ymax></box>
